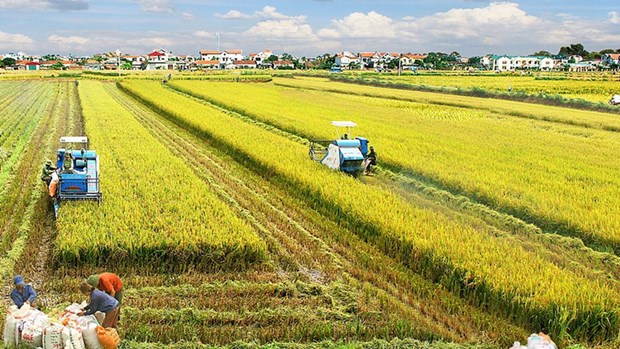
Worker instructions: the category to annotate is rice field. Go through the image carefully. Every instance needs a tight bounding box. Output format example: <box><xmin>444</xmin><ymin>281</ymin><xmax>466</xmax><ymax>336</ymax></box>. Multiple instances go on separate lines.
<box><xmin>1</xmin><ymin>73</ymin><xmax>620</xmax><ymax>349</ymax></box>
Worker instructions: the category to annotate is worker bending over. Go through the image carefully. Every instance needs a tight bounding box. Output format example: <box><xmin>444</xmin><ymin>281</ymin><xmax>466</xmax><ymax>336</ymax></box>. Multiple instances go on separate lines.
<box><xmin>78</xmin><ymin>282</ymin><xmax>119</xmax><ymax>329</ymax></box>
<box><xmin>40</xmin><ymin>160</ymin><xmax>56</xmax><ymax>186</ymax></box>
<box><xmin>87</xmin><ymin>273</ymin><xmax>123</xmax><ymax>310</ymax></box>
<box><xmin>10</xmin><ymin>275</ymin><xmax>37</xmax><ymax>308</ymax></box>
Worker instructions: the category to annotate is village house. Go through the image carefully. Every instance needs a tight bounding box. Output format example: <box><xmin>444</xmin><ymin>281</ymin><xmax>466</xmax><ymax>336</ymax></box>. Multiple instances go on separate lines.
<box><xmin>602</xmin><ymin>53</ymin><xmax>620</xmax><ymax>66</ymax></box>
<box><xmin>272</xmin><ymin>60</ymin><xmax>294</xmax><ymax>69</ymax></box>
<box><xmin>194</xmin><ymin>60</ymin><xmax>220</xmax><ymax>70</ymax></box>
<box><xmin>232</xmin><ymin>60</ymin><xmax>256</xmax><ymax>69</ymax></box>
<box><xmin>400</xmin><ymin>53</ymin><xmax>427</xmax><ymax>70</ymax></box>
<box><xmin>335</xmin><ymin>51</ymin><xmax>359</xmax><ymax>68</ymax></box>
<box><xmin>358</xmin><ymin>52</ymin><xmax>381</xmax><ymax>68</ymax></box>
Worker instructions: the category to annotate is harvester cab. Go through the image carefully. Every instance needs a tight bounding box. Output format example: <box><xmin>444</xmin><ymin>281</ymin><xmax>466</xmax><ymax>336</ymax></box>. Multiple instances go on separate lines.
<box><xmin>309</xmin><ymin>121</ymin><xmax>370</xmax><ymax>176</ymax></box>
<box><xmin>610</xmin><ymin>94</ymin><xmax>620</xmax><ymax>106</ymax></box>
<box><xmin>52</xmin><ymin>136</ymin><xmax>102</xmax><ymax>218</ymax></box>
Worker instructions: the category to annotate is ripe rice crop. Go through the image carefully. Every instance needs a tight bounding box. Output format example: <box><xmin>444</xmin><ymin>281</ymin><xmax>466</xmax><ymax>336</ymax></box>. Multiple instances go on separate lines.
<box><xmin>54</xmin><ymin>81</ymin><xmax>266</xmax><ymax>271</ymax></box>
<box><xmin>119</xmin><ymin>80</ymin><xmax>620</xmax><ymax>342</ymax></box>
<box><xmin>169</xmin><ymin>79</ymin><xmax>620</xmax><ymax>254</ymax></box>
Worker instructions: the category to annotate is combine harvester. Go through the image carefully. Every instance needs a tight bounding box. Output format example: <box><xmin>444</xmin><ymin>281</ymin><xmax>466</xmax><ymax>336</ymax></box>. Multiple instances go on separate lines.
<box><xmin>309</xmin><ymin>121</ymin><xmax>371</xmax><ymax>176</ymax></box>
<box><xmin>609</xmin><ymin>94</ymin><xmax>620</xmax><ymax>106</ymax></box>
<box><xmin>52</xmin><ymin>136</ymin><xmax>102</xmax><ymax>218</ymax></box>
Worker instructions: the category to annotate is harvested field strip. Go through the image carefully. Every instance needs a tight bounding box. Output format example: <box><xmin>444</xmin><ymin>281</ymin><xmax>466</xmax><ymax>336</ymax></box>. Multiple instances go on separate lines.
<box><xmin>170</xmin><ymin>80</ymin><xmax>620</xmax><ymax>255</ymax></box>
<box><xmin>0</xmin><ymin>82</ymin><xmax>67</xmax><ymax>332</ymax></box>
<box><xmin>120</xmin><ymin>80</ymin><xmax>619</xmax><ymax>343</ymax></box>
<box><xmin>54</xmin><ymin>81</ymin><xmax>266</xmax><ymax>270</ymax></box>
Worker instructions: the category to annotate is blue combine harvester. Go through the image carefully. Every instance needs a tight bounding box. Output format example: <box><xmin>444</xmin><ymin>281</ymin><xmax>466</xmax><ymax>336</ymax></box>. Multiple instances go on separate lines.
<box><xmin>308</xmin><ymin>121</ymin><xmax>370</xmax><ymax>176</ymax></box>
<box><xmin>52</xmin><ymin>136</ymin><xmax>102</xmax><ymax>217</ymax></box>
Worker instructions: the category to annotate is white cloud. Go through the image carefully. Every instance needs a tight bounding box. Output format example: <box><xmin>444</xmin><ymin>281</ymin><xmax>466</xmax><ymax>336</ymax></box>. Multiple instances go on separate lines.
<box><xmin>181</xmin><ymin>11</ymin><xmax>194</xmax><ymax>20</ymax></box>
<box><xmin>193</xmin><ymin>31</ymin><xmax>211</xmax><ymax>38</ymax></box>
<box><xmin>48</xmin><ymin>34</ymin><xmax>89</xmax><ymax>45</ymax></box>
<box><xmin>314</xmin><ymin>2</ymin><xmax>620</xmax><ymax>55</ymax></box>
<box><xmin>216</xmin><ymin>6</ymin><xmax>302</xmax><ymax>20</ymax></box>
<box><xmin>247</xmin><ymin>19</ymin><xmax>315</xmax><ymax>40</ymax></box>
<box><xmin>0</xmin><ymin>31</ymin><xmax>34</xmax><ymax>44</ymax></box>
<box><xmin>134</xmin><ymin>0</ymin><xmax>173</xmax><ymax>13</ymax></box>
<box><xmin>318</xmin><ymin>11</ymin><xmax>396</xmax><ymax>39</ymax></box>
<box><xmin>0</xmin><ymin>0</ymin><xmax>88</xmax><ymax>10</ymax></box>
<box><xmin>216</xmin><ymin>10</ymin><xmax>253</xmax><ymax>19</ymax></box>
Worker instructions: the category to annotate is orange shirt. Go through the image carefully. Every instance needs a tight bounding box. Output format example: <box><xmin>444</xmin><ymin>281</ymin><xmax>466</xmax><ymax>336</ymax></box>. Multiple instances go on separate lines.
<box><xmin>98</xmin><ymin>273</ymin><xmax>122</xmax><ymax>294</ymax></box>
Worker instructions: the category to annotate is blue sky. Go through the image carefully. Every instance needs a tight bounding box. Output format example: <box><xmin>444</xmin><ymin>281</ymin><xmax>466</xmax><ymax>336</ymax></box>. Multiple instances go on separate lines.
<box><xmin>0</xmin><ymin>1</ymin><xmax>618</xmax><ymax>56</ymax></box>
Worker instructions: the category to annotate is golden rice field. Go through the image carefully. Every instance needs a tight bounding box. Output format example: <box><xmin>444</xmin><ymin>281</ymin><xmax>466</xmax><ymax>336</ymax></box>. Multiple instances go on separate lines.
<box><xmin>341</xmin><ymin>72</ymin><xmax>620</xmax><ymax>103</ymax></box>
<box><xmin>168</xmin><ymin>78</ymin><xmax>620</xmax><ymax>255</ymax></box>
<box><xmin>2</xmin><ymin>73</ymin><xmax>620</xmax><ymax>349</ymax></box>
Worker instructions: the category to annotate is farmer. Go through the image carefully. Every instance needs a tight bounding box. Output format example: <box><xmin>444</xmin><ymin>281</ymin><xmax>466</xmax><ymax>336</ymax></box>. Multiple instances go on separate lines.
<box><xmin>78</xmin><ymin>282</ymin><xmax>119</xmax><ymax>328</ymax></box>
<box><xmin>10</xmin><ymin>275</ymin><xmax>37</xmax><ymax>309</ymax></box>
<box><xmin>62</xmin><ymin>152</ymin><xmax>74</xmax><ymax>174</ymax></box>
<box><xmin>87</xmin><ymin>273</ymin><xmax>123</xmax><ymax>308</ymax></box>
<box><xmin>40</xmin><ymin>160</ymin><xmax>56</xmax><ymax>186</ymax></box>
<box><xmin>364</xmin><ymin>146</ymin><xmax>377</xmax><ymax>175</ymax></box>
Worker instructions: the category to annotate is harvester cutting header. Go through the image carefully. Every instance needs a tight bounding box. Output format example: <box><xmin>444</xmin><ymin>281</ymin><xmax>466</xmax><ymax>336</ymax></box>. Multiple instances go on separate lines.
<box><xmin>309</xmin><ymin>121</ymin><xmax>376</xmax><ymax>176</ymax></box>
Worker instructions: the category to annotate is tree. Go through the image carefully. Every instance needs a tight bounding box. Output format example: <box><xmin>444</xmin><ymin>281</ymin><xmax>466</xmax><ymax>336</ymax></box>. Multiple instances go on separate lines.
<box><xmin>266</xmin><ymin>55</ymin><xmax>278</xmax><ymax>62</ymax></box>
<box><xmin>531</xmin><ymin>50</ymin><xmax>551</xmax><ymax>56</ymax></box>
<box><xmin>2</xmin><ymin>58</ymin><xmax>16</xmax><ymax>67</ymax></box>
<box><xmin>387</xmin><ymin>59</ymin><xmax>400</xmax><ymax>69</ymax></box>
<box><xmin>599</xmin><ymin>49</ymin><xmax>615</xmax><ymax>54</ymax></box>
<box><xmin>121</xmin><ymin>62</ymin><xmax>132</xmax><ymax>70</ymax></box>
<box><xmin>280</xmin><ymin>53</ymin><xmax>293</xmax><ymax>61</ymax></box>
<box><xmin>467</xmin><ymin>56</ymin><xmax>482</xmax><ymax>67</ymax></box>
<box><xmin>558</xmin><ymin>43</ymin><xmax>588</xmax><ymax>57</ymax></box>
<box><xmin>51</xmin><ymin>61</ymin><xmax>64</xmax><ymax>70</ymax></box>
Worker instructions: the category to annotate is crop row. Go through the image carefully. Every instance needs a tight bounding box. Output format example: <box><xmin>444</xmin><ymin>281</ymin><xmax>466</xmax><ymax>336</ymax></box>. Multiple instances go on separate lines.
<box><xmin>119</xmin><ymin>80</ymin><xmax>620</xmax><ymax>342</ymax></box>
<box><xmin>0</xmin><ymin>82</ymin><xmax>54</xmax><ymax>197</ymax></box>
<box><xmin>169</xmin><ymin>79</ymin><xmax>620</xmax><ymax>254</ymax></box>
<box><xmin>54</xmin><ymin>80</ymin><xmax>266</xmax><ymax>270</ymax></box>
<box><xmin>99</xmin><ymin>82</ymin><xmax>531</xmax><ymax>346</ymax></box>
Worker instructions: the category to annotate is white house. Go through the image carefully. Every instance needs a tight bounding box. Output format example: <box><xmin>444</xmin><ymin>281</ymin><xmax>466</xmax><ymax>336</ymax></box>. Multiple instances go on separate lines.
<box><xmin>146</xmin><ymin>50</ymin><xmax>169</xmax><ymax>70</ymax></box>
<box><xmin>199</xmin><ymin>50</ymin><xmax>221</xmax><ymax>61</ymax></box>
<box><xmin>335</xmin><ymin>51</ymin><xmax>359</xmax><ymax>68</ymax></box>
<box><xmin>358</xmin><ymin>52</ymin><xmax>381</xmax><ymax>68</ymax></box>
<box><xmin>198</xmin><ymin>49</ymin><xmax>243</xmax><ymax>67</ymax></box>
<box><xmin>539</xmin><ymin>57</ymin><xmax>558</xmax><ymax>71</ymax></box>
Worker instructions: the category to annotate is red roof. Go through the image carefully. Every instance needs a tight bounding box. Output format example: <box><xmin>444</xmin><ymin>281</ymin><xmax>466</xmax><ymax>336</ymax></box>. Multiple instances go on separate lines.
<box><xmin>199</xmin><ymin>50</ymin><xmax>221</xmax><ymax>55</ymax></box>
<box><xmin>233</xmin><ymin>60</ymin><xmax>256</xmax><ymax>65</ymax></box>
<box><xmin>225</xmin><ymin>49</ymin><xmax>242</xmax><ymax>54</ymax></box>
<box><xmin>273</xmin><ymin>60</ymin><xmax>294</xmax><ymax>65</ymax></box>
<box><xmin>359</xmin><ymin>52</ymin><xmax>376</xmax><ymax>58</ymax></box>
<box><xmin>25</xmin><ymin>62</ymin><xmax>40</xmax><ymax>66</ymax></box>
<box><xmin>608</xmin><ymin>53</ymin><xmax>620</xmax><ymax>60</ymax></box>
<box><xmin>195</xmin><ymin>60</ymin><xmax>220</xmax><ymax>65</ymax></box>
<box><xmin>147</xmin><ymin>51</ymin><xmax>165</xmax><ymax>57</ymax></box>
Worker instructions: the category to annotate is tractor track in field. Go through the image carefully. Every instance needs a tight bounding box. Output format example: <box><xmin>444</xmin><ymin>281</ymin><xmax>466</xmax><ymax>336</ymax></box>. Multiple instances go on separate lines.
<box><xmin>6</xmin><ymin>81</ymin><xmax>76</xmax><ymax>312</ymax></box>
<box><xmin>105</xmin><ymin>82</ymin><xmax>529</xmax><ymax>344</ymax></box>
<box><xmin>162</xmin><ymin>83</ymin><xmax>620</xmax><ymax>286</ymax></box>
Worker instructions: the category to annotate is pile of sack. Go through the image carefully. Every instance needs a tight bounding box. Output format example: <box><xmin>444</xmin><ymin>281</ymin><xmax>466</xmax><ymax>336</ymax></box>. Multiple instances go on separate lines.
<box><xmin>510</xmin><ymin>333</ymin><xmax>557</xmax><ymax>349</ymax></box>
<box><xmin>4</xmin><ymin>304</ymin><xmax>121</xmax><ymax>349</ymax></box>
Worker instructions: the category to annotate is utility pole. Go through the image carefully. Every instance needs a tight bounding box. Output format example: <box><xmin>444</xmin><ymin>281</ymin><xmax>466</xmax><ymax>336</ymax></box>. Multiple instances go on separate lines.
<box><xmin>216</xmin><ymin>33</ymin><xmax>220</xmax><ymax>52</ymax></box>
<box><xmin>116</xmin><ymin>49</ymin><xmax>121</xmax><ymax>77</ymax></box>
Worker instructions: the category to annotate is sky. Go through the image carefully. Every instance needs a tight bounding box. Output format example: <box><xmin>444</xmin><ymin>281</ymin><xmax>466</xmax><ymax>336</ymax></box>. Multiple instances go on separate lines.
<box><xmin>0</xmin><ymin>0</ymin><xmax>619</xmax><ymax>57</ymax></box>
